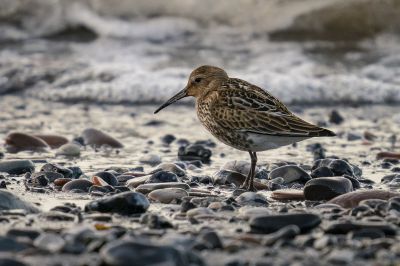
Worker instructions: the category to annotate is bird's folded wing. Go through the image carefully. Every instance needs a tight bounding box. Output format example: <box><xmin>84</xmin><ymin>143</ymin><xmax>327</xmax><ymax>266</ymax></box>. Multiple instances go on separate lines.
<box><xmin>212</xmin><ymin>82</ymin><xmax>326</xmax><ymax>137</ymax></box>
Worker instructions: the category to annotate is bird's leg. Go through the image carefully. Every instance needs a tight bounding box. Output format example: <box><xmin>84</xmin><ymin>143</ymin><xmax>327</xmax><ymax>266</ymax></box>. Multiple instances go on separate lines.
<box><xmin>240</xmin><ymin>151</ymin><xmax>255</xmax><ymax>190</ymax></box>
<box><xmin>246</xmin><ymin>152</ymin><xmax>257</xmax><ymax>191</ymax></box>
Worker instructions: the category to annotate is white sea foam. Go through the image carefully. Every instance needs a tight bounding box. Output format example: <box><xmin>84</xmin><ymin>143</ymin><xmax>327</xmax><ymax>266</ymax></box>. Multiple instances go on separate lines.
<box><xmin>1</xmin><ymin>0</ymin><xmax>400</xmax><ymax>104</ymax></box>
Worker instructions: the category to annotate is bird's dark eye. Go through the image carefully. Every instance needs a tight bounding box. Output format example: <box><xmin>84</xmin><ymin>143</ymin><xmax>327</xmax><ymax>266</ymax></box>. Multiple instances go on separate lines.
<box><xmin>194</xmin><ymin>77</ymin><xmax>202</xmax><ymax>83</ymax></box>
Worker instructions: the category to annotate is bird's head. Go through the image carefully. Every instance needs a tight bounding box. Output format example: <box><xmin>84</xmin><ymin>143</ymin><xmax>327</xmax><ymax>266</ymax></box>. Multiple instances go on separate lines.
<box><xmin>154</xmin><ymin>65</ymin><xmax>228</xmax><ymax>114</ymax></box>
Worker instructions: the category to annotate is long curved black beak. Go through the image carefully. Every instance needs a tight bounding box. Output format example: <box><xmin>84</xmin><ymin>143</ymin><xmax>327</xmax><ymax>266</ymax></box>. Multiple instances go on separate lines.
<box><xmin>154</xmin><ymin>87</ymin><xmax>188</xmax><ymax>114</ymax></box>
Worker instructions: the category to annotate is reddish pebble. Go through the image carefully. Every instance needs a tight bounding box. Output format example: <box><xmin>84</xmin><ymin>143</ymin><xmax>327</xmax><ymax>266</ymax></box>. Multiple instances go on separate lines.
<box><xmin>328</xmin><ymin>190</ymin><xmax>400</xmax><ymax>208</ymax></box>
<box><xmin>376</xmin><ymin>151</ymin><xmax>400</xmax><ymax>160</ymax></box>
<box><xmin>34</xmin><ymin>134</ymin><xmax>69</xmax><ymax>149</ymax></box>
<box><xmin>5</xmin><ymin>132</ymin><xmax>49</xmax><ymax>153</ymax></box>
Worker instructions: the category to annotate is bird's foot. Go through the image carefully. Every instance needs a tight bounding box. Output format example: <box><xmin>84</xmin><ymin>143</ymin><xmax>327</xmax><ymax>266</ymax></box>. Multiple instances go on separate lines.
<box><xmin>246</xmin><ymin>185</ymin><xmax>256</xmax><ymax>192</ymax></box>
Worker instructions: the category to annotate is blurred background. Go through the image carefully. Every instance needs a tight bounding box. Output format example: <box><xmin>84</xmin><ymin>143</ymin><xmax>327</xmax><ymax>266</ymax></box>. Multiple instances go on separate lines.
<box><xmin>1</xmin><ymin>0</ymin><xmax>400</xmax><ymax>105</ymax></box>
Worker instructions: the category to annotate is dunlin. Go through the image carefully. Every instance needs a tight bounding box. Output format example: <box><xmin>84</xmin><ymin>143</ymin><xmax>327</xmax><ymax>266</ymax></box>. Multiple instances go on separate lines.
<box><xmin>154</xmin><ymin>66</ymin><xmax>335</xmax><ymax>191</ymax></box>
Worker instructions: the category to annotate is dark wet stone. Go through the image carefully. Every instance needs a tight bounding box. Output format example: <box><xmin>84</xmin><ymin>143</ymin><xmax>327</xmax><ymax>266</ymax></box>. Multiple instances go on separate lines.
<box><xmin>140</xmin><ymin>213</ymin><xmax>173</xmax><ymax>229</ymax></box>
<box><xmin>304</xmin><ymin>177</ymin><xmax>353</xmax><ymax>201</ymax></box>
<box><xmin>6</xmin><ymin>228</ymin><xmax>41</xmax><ymax>241</ymax></box>
<box><xmin>0</xmin><ymin>152</ymin><xmax>3</xmax><ymax>159</ymax></box>
<box><xmin>62</xmin><ymin>179</ymin><xmax>93</xmax><ymax>192</ymax></box>
<box><xmin>329</xmin><ymin>110</ymin><xmax>344</xmax><ymax>124</ymax></box>
<box><xmin>100</xmin><ymin>239</ymin><xmax>203</xmax><ymax>266</ymax></box>
<box><xmin>178</xmin><ymin>144</ymin><xmax>212</xmax><ymax>163</ymax></box>
<box><xmin>196</xmin><ymin>230</ymin><xmax>223</xmax><ymax>250</ymax></box>
<box><xmin>0</xmin><ymin>160</ymin><xmax>35</xmax><ymax>175</ymax></box>
<box><xmin>329</xmin><ymin>190</ymin><xmax>400</xmax><ymax>208</ymax></box>
<box><xmin>80</xmin><ymin>128</ymin><xmax>123</xmax><ymax>148</ymax></box>
<box><xmin>85</xmin><ymin>191</ymin><xmax>149</xmax><ymax>215</ymax></box>
<box><xmin>161</xmin><ymin>134</ymin><xmax>176</xmax><ymax>145</ymax></box>
<box><xmin>347</xmin><ymin>132</ymin><xmax>362</xmax><ymax>141</ymax></box>
<box><xmin>0</xmin><ymin>257</ymin><xmax>27</xmax><ymax>266</ymax></box>
<box><xmin>212</xmin><ymin>170</ymin><xmax>268</xmax><ymax>190</ymax></box>
<box><xmin>311</xmin><ymin>166</ymin><xmax>334</xmax><ymax>178</ymax></box>
<box><xmin>114</xmin><ymin>186</ymin><xmax>130</xmax><ymax>193</ymax></box>
<box><xmin>190</xmin><ymin>175</ymin><xmax>212</xmax><ymax>184</ymax></box>
<box><xmin>41</xmin><ymin>163</ymin><xmax>73</xmax><ymax>178</ymax></box>
<box><xmin>325</xmin><ymin>222</ymin><xmax>397</xmax><ymax>236</ymax></box>
<box><xmin>249</xmin><ymin>213</ymin><xmax>321</xmax><ymax>234</ymax></box>
<box><xmin>67</xmin><ymin>166</ymin><xmax>83</xmax><ymax>179</ymax></box>
<box><xmin>388</xmin><ymin>197</ymin><xmax>400</xmax><ymax>212</ymax></box>
<box><xmin>381</xmin><ymin>161</ymin><xmax>393</xmax><ymax>169</ymax></box>
<box><xmin>89</xmin><ymin>185</ymin><xmax>111</xmax><ymax>194</ymax></box>
<box><xmin>152</xmin><ymin>163</ymin><xmax>186</xmax><ymax>177</ymax></box>
<box><xmin>0</xmin><ymin>236</ymin><xmax>28</xmax><ymax>252</ymax></box>
<box><xmin>255</xmin><ymin>168</ymin><xmax>269</xmax><ymax>180</ymax></box>
<box><xmin>0</xmin><ymin>181</ymin><xmax>6</xmax><ymax>189</ymax></box>
<box><xmin>262</xmin><ymin>225</ymin><xmax>300</xmax><ymax>246</ymax></box>
<box><xmin>93</xmin><ymin>171</ymin><xmax>118</xmax><ymax>186</ymax></box>
<box><xmin>39</xmin><ymin>211</ymin><xmax>75</xmax><ymax>221</ymax></box>
<box><xmin>0</xmin><ymin>190</ymin><xmax>40</xmax><ymax>213</ymax></box>
<box><xmin>268</xmin><ymin>165</ymin><xmax>311</xmax><ymax>184</ymax></box>
<box><xmin>30</xmin><ymin>173</ymin><xmax>49</xmax><ymax>187</ymax></box>
<box><xmin>194</xmin><ymin>139</ymin><xmax>216</xmax><ymax>148</ymax></box>
<box><xmin>343</xmin><ymin>175</ymin><xmax>361</xmax><ymax>189</ymax></box>
<box><xmin>392</xmin><ymin>166</ymin><xmax>400</xmax><ymax>172</ymax></box>
<box><xmin>350</xmin><ymin>228</ymin><xmax>386</xmax><ymax>239</ymax></box>
<box><xmin>147</xmin><ymin>171</ymin><xmax>178</xmax><ymax>183</ymax></box>
<box><xmin>4</xmin><ymin>132</ymin><xmax>49</xmax><ymax>153</ymax></box>
<box><xmin>31</xmin><ymin>171</ymin><xmax>63</xmax><ymax>183</ymax></box>
<box><xmin>329</xmin><ymin>160</ymin><xmax>354</xmax><ymax>177</ymax></box>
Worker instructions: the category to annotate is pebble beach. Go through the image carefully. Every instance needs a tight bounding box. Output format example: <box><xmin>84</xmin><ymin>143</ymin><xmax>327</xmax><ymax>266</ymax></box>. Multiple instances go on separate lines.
<box><xmin>0</xmin><ymin>95</ymin><xmax>400</xmax><ymax>265</ymax></box>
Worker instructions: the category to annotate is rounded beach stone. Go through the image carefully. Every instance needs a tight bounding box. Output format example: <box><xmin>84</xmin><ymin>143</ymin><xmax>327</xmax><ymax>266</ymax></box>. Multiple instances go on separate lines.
<box><xmin>62</xmin><ymin>179</ymin><xmax>93</xmax><ymax>192</ymax></box>
<box><xmin>235</xmin><ymin>192</ymin><xmax>268</xmax><ymax>206</ymax></box>
<box><xmin>268</xmin><ymin>165</ymin><xmax>311</xmax><ymax>184</ymax></box>
<box><xmin>56</xmin><ymin>143</ymin><xmax>81</xmax><ymax>156</ymax></box>
<box><xmin>34</xmin><ymin>134</ymin><xmax>69</xmax><ymax>149</ymax></box>
<box><xmin>0</xmin><ymin>160</ymin><xmax>35</xmax><ymax>175</ymax></box>
<box><xmin>146</xmin><ymin>170</ymin><xmax>178</xmax><ymax>183</ymax></box>
<box><xmin>249</xmin><ymin>213</ymin><xmax>321</xmax><ymax>234</ymax></box>
<box><xmin>304</xmin><ymin>177</ymin><xmax>353</xmax><ymax>201</ymax></box>
<box><xmin>81</xmin><ymin>128</ymin><xmax>123</xmax><ymax>148</ymax></box>
<box><xmin>151</xmin><ymin>163</ymin><xmax>186</xmax><ymax>177</ymax></box>
<box><xmin>85</xmin><ymin>191</ymin><xmax>149</xmax><ymax>215</ymax></box>
<box><xmin>4</xmin><ymin>132</ymin><xmax>49</xmax><ymax>153</ymax></box>
<box><xmin>148</xmin><ymin>188</ymin><xmax>188</xmax><ymax>203</ymax></box>
<box><xmin>0</xmin><ymin>190</ymin><xmax>40</xmax><ymax>213</ymax></box>
<box><xmin>93</xmin><ymin>171</ymin><xmax>118</xmax><ymax>186</ymax></box>
<box><xmin>328</xmin><ymin>190</ymin><xmax>400</xmax><ymax>208</ymax></box>
<box><xmin>271</xmin><ymin>189</ymin><xmax>305</xmax><ymax>201</ymax></box>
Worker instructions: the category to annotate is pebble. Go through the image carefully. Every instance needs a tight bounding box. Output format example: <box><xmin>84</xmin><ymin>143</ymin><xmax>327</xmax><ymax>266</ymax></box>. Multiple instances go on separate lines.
<box><xmin>54</xmin><ymin>178</ymin><xmax>72</xmax><ymax>187</ymax></box>
<box><xmin>196</xmin><ymin>230</ymin><xmax>223</xmax><ymax>249</ymax></box>
<box><xmin>4</xmin><ymin>132</ymin><xmax>49</xmax><ymax>153</ymax></box>
<box><xmin>126</xmin><ymin>175</ymin><xmax>150</xmax><ymax>188</ymax></box>
<box><xmin>34</xmin><ymin>134</ymin><xmax>69</xmax><ymax>149</ymax></box>
<box><xmin>376</xmin><ymin>151</ymin><xmax>400</xmax><ymax>160</ymax></box>
<box><xmin>304</xmin><ymin>177</ymin><xmax>353</xmax><ymax>201</ymax></box>
<box><xmin>310</xmin><ymin>166</ymin><xmax>334</xmax><ymax>178</ymax></box>
<box><xmin>238</xmin><ymin>206</ymin><xmax>271</xmax><ymax>220</ymax></box>
<box><xmin>186</xmin><ymin>207</ymin><xmax>214</xmax><ymax>218</ymax></box>
<box><xmin>0</xmin><ymin>257</ymin><xmax>27</xmax><ymax>266</ymax></box>
<box><xmin>152</xmin><ymin>163</ymin><xmax>186</xmax><ymax>177</ymax></box>
<box><xmin>85</xmin><ymin>191</ymin><xmax>149</xmax><ymax>215</ymax></box>
<box><xmin>31</xmin><ymin>171</ymin><xmax>63</xmax><ymax>182</ymax></box>
<box><xmin>34</xmin><ymin>233</ymin><xmax>65</xmax><ymax>252</ymax></box>
<box><xmin>148</xmin><ymin>188</ymin><xmax>188</xmax><ymax>203</ymax></box>
<box><xmin>146</xmin><ymin>170</ymin><xmax>179</xmax><ymax>183</ymax></box>
<box><xmin>160</xmin><ymin>134</ymin><xmax>176</xmax><ymax>145</ymax></box>
<box><xmin>262</xmin><ymin>225</ymin><xmax>300</xmax><ymax>246</ymax></box>
<box><xmin>249</xmin><ymin>213</ymin><xmax>321</xmax><ymax>234</ymax></box>
<box><xmin>328</xmin><ymin>190</ymin><xmax>400</xmax><ymax>208</ymax></box>
<box><xmin>100</xmin><ymin>239</ymin><xmax>200</xmax><ymax>266</ymax></box>
<box><xmin>0</xmin><ymin>190</ymin><xmax>40</xmax><ymax>213</ymax></box>
<box><xmin>39</xmin><ymin>211</ymin><xmax>75</xmax><ymax>221</ymax></box>
<box><xmin>235</xmin><ymin>192</ymin><xmax>268</xmax><ymax>206</ymax></box>
<box><xmin>135</xmin><ymin>182</ymin><xmax>190</xmax><ymax>194</ymax></box>
<box><xmin>80</xmin><ymin>128</ymin><xmax>123</xmax><ymax>148</ymax></box>
<box><xmin>268</xmin><ymin>165</ymin><xmax>311</xmax><ymax>184</ymax></box>
<box><xmin>139</xmin><ymin>154</ymin><xmax>162</xmax><ymax>165</ymax></box>
<box><xmin>56</xmin><ymin>143</ymin><xmax>81</xmax><ymax>156</ymax></box>
<box><xmin>41</xmin><ymin>163</ymin><xmax>73</xmax><ymax>178</ymax></box>
<box><xmin>0</xmin><ymin>160</ymin><xmax>35</xmax><ymax>175</ymax></box>
<box><xmin>93</xmin><ymin>171</ymin><xmax>119</xmax><ymax>186</ymax></box>
<box><xmin>0</xmin><ymin>236</ymin><xmax>28</xmax><ymax>252</ymax></box>
<box><xmin>270</xmin><ymin>189</ymin><xmax>305</xmax><ymax>201</ymax></box>
<box><xmin>62</xmin><ymin>179</ymin><xmax>93</xmax><ymax>192</ymax></box>
<box><xmin>178</xmin><ymin>144</ymin><xmax>212</xmax><ymax>163</ymax></box>
<box><xmin>325</xmin><ymin>221</ymin><xmax>397</xmax><ymax>236</ymax></box>
<box><xmin>329</xmin><ymin>110</ymin><xmax>344</xmax><ymax>124</ymax></box>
